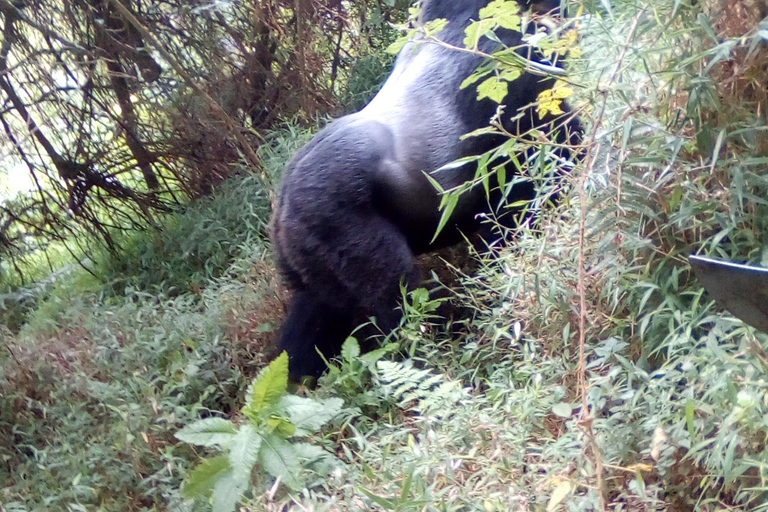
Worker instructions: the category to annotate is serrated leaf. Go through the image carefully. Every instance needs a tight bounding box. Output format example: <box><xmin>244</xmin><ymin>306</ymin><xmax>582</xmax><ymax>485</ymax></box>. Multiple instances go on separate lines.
<box><xmin>247</xmin><ymin>352</ymin><xmax>289</xmax><ymax>415</ymax></box>
<box><xmin>477</xmin><ymin>76</ymin><xmax>508</xmax><ymax>103</ymax></box>
<box><xmin>423</xmin><ymin>18</ymin><xmax>448</xmax><ymax>37</ymax></box>
<box><xmin>479</xmin><ymin>0</ymin><xmax>521</xmax><ymax>31</ymax></box>
<box><xmin>341</xmin><ymin>337</ymin><xmax>360</xmax><ymax>361</ymax></box>
<box><xmin>500</xmin><ymin>66</ymin><xmax>522</xmax><ymax>82</ymax></box>
<box><xmin>387</xmin><ymin>35</ymin><xmax>412</xmax><ymax>55</ymax></box>
<box><xmin>552</xmin><ymin>403</ymin><xmax>572</xmax><ymax>418</ymax></box>
<box><xmin>182</xmin><ymin>455</ymin><xmax>230</xmax><ymax>499</ymax></box>
<box><xmin>464</xmin><ymin>18</ymin><xmax>495</xmax><ymax>48</ymax></box>
<box><xmin>479</xmin><ymin>0</ymin><xmax>521</xmax><ymax>20</ymax></box>
<box><xmin>211</xmin><ymin>471</ymin><xmax>249</xmax><ymax>512</ymax></box>
<box><xmin>279</xmin><ymin>395</ymin><xmax>344</xmax><ymax>432</ymax></box>
<box><xmin>294</xmin><ymin>442</ymin><xmax>332</xmax><ymax>462</ymax></box>
<box><xmin>228</xmin><ymin>423</ymin><xmax>262</xmax><ymax>476</ymax></box>
<box><xmin>258</xmin><ymin>433</ymin><xmax>302</xmax><ymax>490</ymax></box>
<box><xmin>175</xmin><ymin>418</ymin><xmax>237</xmax><ymax>447</ymax></box>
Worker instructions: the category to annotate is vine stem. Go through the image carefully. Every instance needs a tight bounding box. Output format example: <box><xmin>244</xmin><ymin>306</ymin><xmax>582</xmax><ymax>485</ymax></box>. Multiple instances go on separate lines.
<box><xmin>576</xmin><ymin>9</ymin><xmax>644</xmax><ymax>510</ymax></box>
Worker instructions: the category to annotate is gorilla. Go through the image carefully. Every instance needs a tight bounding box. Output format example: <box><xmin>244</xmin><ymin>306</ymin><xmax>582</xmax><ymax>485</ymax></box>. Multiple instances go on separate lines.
<box><xmin>272</xmin><ymin>0</ymin><xmax>581</xmax><ymax>378</ymax></box>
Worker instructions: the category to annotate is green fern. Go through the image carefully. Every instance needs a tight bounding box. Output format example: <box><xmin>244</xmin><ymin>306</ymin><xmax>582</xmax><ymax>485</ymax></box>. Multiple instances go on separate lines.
<box><xmin>375</xmin><ymin>359</ymin><xmax>466</xmax><ymax>416</ymax></box>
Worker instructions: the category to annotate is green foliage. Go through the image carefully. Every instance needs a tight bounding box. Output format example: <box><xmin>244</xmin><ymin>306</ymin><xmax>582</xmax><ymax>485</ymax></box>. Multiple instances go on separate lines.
<box><xmin>0</xmin><ymin>123</ymin><xmax>310</xmax><ymax>511</ymax></box>
<box><xmin>176</xmin><ymin>352</ymin><xmax>344</xmax><ymax>512</ymax></box>
<box><xmin>464</xmin><ymin>0</ymin><xmax>521</xmax><ymax>49</ymax></box>
<box><xmin>5</xmin><ymin>1</ymin><xmax>768</xmax><ymax>511</ymax></box>
<box><xmin>340</xmin><ymin>53</ymin><xmax>396</xmax><ymax>112</ymax></box>
<box><xmin>97</xmin><ymin>173</ymin><xmax>271</xmax><ymax>295</ymax></box>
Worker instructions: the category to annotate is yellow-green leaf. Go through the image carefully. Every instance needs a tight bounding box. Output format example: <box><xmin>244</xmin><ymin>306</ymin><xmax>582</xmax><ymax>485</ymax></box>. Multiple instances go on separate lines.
<box><xmin>246</xmin><ymin>351</ymin><xmax>288</xmax><ymax>416</ymax></box>
<box><xmin>477</xmin><ymin>76</ymin><xmax>508</xmax><ymax>103</ymax></box>
<box><xmin>181</xmin><ymin>455</ymin><xmax>230</xmax><ymax>499</ymax></box>
<box><xmin>547</xmin><ymin>480</ymin><xmax>573</xmax><ymax>511</ymax></box>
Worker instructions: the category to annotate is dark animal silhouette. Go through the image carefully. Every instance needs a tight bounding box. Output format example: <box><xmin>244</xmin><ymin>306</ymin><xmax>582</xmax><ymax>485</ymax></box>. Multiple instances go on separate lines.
<box><xmin>272</xmin><ymin>0</ymin><xmax>581</xmax><ymax>378</ymax></box>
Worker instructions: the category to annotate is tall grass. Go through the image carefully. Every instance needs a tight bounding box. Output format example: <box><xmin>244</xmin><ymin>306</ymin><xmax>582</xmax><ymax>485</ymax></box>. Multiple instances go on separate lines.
<box><xmin>0</xmin><ymin>124</ymin><xmax>312</xmax><ymax>511</ymax></box>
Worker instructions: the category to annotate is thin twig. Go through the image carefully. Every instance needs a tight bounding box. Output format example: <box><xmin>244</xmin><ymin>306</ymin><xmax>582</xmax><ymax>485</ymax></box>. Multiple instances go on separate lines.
<box><xmin>105</xmin><ymin>0</ymin><xmax>264</xmax><ymax>174</ymax></box>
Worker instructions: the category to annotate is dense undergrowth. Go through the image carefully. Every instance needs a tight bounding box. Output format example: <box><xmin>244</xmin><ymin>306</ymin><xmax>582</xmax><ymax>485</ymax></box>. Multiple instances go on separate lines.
<box><xmin>3</xmin><ymin>0</ymin><xmax>768</xmax><ymax>511</ymax></box>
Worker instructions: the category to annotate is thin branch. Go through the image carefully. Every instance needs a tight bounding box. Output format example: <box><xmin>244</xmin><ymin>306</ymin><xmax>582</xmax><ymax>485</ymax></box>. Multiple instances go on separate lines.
<box><xmin>105</xmin><ymin>0</ymin><xmax>264</xmax><ymax>173</ymax></box>
<box><xmin>0</xmin><ymin>0</ymin><xmax>85</xmax><ymax>53</ymax></box>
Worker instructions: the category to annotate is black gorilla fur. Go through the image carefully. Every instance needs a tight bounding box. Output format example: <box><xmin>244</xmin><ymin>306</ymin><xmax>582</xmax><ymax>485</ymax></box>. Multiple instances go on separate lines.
<box><xmin>272</xmin><ymin>0</ymin><xmax>581</xmax><ymax>378</ymax></box>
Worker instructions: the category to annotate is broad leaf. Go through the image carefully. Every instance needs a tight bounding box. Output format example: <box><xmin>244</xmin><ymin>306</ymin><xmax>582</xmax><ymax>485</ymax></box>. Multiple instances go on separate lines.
<box><xmin>228</xmin><ymin>423</ymin><xmax>262</xmax><ymax>476</ymax></box>
<box><xmin>175</xmin><ymin>418</ymin><xmax>237</xmax><ymax>447</ymax></box>
<box><xmin>279</xmin><ymin>395</ymin><xmax>344</xmax><ymax>433</ymax></box>
<box><xmin>423</xmin><ymin>18</ymin><xmax>448</xmax><ymax>37</ymax></box>
<box><xmin>552</xmin><ymin>403</ymin><xmax>572</xmax><ymax>418</ymax></box>
<box><xmin>258</xmin><ymin>432</ymin><xmax>302</xmax><ymax>490</ymax></box>
<box><xmin>246</xmin><ymin>351</ymin><xmax>289</xmax><ymax>416</ymax></box>
<box><xmin>460</xmin><ymin>68</ymin><xmax>492</xmax><ymax>90</ymax></box>
<box><xmin>479</xmin><ymin>0</ymin><xmax>521</xmax><ymax>31</ymax></box>
<box><xmin>182</xmin><ymin>455</ymin><xmax>230</xmax><ymax>499</ymax></box>
<box><xmin>463</xmin><ymin>18</ymin><xmax>495</xmax><ymax>49</ymax></box>
<box><xmin>211</xmin><ymin>471</ymin><xmax>249</xmax><ymax>512</ymax></box>
<box><xmin>477</xmin><ymin>76</ymin><xmax>508</xmax><ymax>103</ymax></box>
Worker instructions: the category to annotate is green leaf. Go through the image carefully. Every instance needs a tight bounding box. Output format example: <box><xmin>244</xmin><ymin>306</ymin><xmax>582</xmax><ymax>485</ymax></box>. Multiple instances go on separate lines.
<box><xmin>175</xmin><ymin>418</ymin><xmax>237</xmax><ymax>447</ymax></box>
<box><xmin>479</xmin><ymin>0</ymin><xmax>521</xmax><ymax>20</ymax></box>
<box><xmin>228</xmin><ymin>423</ymin><xmax>262</xmax><ymax>476</ymax></box>
<box><xmin>341</xmin><ymin>337</ymin><xmax>361</xmax><ymax>362</ymax></box>
<box><xmin>423</xmin><ymin>18</ymin><xmax>448</xmax><ymax>37</ymax></box>
<box><xmin>552</xmin><ymin>403</ymin><xmax>572</xmax><ymax>418</ymax></box>
<box><xmin>246</xmin><ymin>351</ymin><xmax>289</xmax><ymax>416</ymax></box>
<box><xmin>258</xmin><ymin>433</ymin><xmax>302</xmax><ymax>490</ymax></box>
<box><xmin>500</xmin><ymin>66</ymin><xmax>521</xmax><ymax>82</ymax></box>
<box><xmin>211</xmin><ymin>471</ymin><xmax>249</xmax><ymax>512</ymax></box>
<box><xmin>460</xmin><ymin>68</ymin><xmax>493</xmax><ymax>90</ymax></box>
<box><xmin>477</xmin><ymin>76</ymin><xmax>508</xmax><ymax>103</ymax></box>
<box><xmin>182</xmin><ymin>455</ymin><xmax>230</xmax><ymax>499</ymax></box>
<box><xmin>359</xmin><ymin>487</ymin><xmax>396</xmax><ymax>509</ymax></box>
<box><xmin>434</xmin><ymin>155</ymin><xmax>480</xmax><ymax>172</ymax></box>
<box><xmin>479</xmin><ymin>0</ymin><xmax>521</xmax><ymax>31</ymax></box>
<box><xmin>463</xmin><ymin>19</ymin><xmax>495</xmax><ymax>49</ymax></box>
<box><xmin>386</xmin><ymin>35</ymin><xmax>412</xmax><ymax>55</ymax></box>
<box><xmin>431</xmin><ymin>192</ymin><xmax>459</xmax><ymax>243</ymax></box>
<box><xmin>293</xmin><ymin>442</ymin><xmax>340</xmax><ymax>476</ymax></box>
<box><xmin>360</xmin><ymin>343</ymin><xmax>399</xmax><ymax>363</ymax></box>
<box><xmin>279</xmin><ymin>395</ymin><xmax>344</xmax><ymax>433</ymax></box>
<box><xmin>266</xmin><ymin>416</ymin><xmax>297</xmax><ymax>438</ymax></box>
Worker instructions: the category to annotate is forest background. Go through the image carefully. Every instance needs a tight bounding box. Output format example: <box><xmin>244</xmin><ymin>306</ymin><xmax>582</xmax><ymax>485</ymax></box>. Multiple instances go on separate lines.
<box><xmin>1</xmin><ymin>0</ymin><xmax>768</xmax><ymax>510</ymax></box>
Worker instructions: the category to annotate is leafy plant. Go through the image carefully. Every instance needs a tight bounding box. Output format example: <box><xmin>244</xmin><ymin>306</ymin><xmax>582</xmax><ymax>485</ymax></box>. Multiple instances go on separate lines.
<box><xmin>176</xmin><ymin>352</ymin><xmax>343</xmax><ymax>512</ymax></box>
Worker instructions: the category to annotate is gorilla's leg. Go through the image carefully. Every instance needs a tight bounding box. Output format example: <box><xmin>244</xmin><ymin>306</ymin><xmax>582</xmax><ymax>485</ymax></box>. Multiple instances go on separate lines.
<box><xmin>276</xmin><ymin>210</ymin><xmax>420</xmax><ymax>378</ymax></box>
<box><xmin>275</xmin><ymin>291</ymin><xmax>354</xmax><ymax>379</ymax></box>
